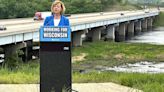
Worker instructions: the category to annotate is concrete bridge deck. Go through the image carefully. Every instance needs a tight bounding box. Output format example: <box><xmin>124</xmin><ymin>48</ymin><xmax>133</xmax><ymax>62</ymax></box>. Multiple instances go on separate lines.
<box><xmin>0</xmin><ymin>9</ymin><xmax>160</xmax><ymax>62</ymax></box>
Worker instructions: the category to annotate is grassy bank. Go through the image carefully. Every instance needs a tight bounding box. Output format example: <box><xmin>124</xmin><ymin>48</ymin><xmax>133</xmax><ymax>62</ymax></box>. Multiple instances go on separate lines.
<box><xmin>154</xmin><ymin>12</ymin><xmax>164</xmax><ymax>27</ymax></box>
<box><xmin>73</xmin><ymin>41</ymin><xmax>164</xmax><ymax>61</ymax></box>
<box><xmin>0</xmin><ymin>41</ymin><xmax>164</xmax><ymax>91</ymax></box>
<box><xmin>0</xmin><ymin>61</ymin><xmax>39</xmax><ymax>84</ymax></box>
<box><xmin>73</xmin><ymin>72</ymin><xmax>164</xmax><ymax>92</ymax></box>
<box><xmin>72</xmin><ymin>41</ymin><xmax>164</xmax><ymax>70</ymax></box>
<box><xmin>72</xmin><ymin>41</ymin><xmax>164</xmax><ymax>92</ymax></box>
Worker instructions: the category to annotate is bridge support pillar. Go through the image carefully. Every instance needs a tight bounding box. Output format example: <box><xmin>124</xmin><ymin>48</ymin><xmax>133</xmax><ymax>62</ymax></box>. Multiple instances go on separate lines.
<box><xmin>135</xmin><ymin>20</ymin><xmax>141</xmax><ymax>35</ymax></box>
<box><xmin>3</xmin><ymin>42</ymin><xmax>26</xmax><ymax>61</ymax></box>
<box><xmin>115</xmin><ymin>23</ymin><xmax>126</xmax><ymax>42</ymax></box>
<box><xmin>87</xmin><ymin>27</ymin><xmax>104</xmax><ymax>41</ymax></box>
<box><xmin>22</xmin><ymin>40</ymin><xmax>33</xmax><ymax>62</ymax></box>
<box><xmin>141</xmin><ymin>19</ymin><xmax>148</xmax><ymax>31</ymax></box>
<box><xmin>127</xmin><ymin>21</ymin><xmax>134</xmax><ymax>39</ymax></box>
<box><xmin>147</xmin><ymin>17</ymin><xmax>153</xmax><ymax>28</ymax></box>
<box><xmin>72</xmin><ymin>30</ymin><xmax>86</xmax><ymax>47</ymax></box>
<box><xmin>106</xmin><ymin>25</ymin><xmax>115</xmax><ymax>41</ymax></box>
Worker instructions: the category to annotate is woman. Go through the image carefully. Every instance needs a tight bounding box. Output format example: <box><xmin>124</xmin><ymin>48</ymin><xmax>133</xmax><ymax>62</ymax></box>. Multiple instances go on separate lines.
<box><xmin>44</xmin><ymin>0</ymin><xmax>70</xmax><ymax>27</ymax></box>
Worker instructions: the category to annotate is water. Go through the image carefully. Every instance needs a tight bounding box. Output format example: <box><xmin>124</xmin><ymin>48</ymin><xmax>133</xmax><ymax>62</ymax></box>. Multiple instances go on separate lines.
<box><xmin>0</xmin><ymin>54</ymin><xmax>4</xmax><ymax>63</ymax></box>
<box><xmin>127</xmin><ymin>27</ymin><xmax>164</xmax><ymax>45</ymax></box>
<box><xmin>104</xmin><ymin>61</ymin><xmax>164</xmax><ymax>74</ymax></box>
<box><xmin>77</xmin><ymin>61</ymin><xmax>164</xmax><ymax>74</ymax></box>
<box><xmin>105</xmin><ymin>27</ymin><xmax>164</xmax><ymax>73</ymax></box>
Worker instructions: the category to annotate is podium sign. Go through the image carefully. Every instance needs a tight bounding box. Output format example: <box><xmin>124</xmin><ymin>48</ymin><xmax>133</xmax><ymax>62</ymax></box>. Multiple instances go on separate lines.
<box><xmin>40</xmin><ymin>26</ymin><xmax>72</xmax><ymax>92</ymax></box>
<box><xmin>40</xmin><ymin>26</ymin><xmax>71</xmax><ymax>42</ymax></box>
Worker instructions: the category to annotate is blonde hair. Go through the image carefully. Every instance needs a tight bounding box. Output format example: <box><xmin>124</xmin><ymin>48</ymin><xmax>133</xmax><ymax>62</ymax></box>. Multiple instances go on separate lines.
<box><xmin>51</xmin><ymin>0</ymin><xmax>66</xmax><ymax>14</ymax></box>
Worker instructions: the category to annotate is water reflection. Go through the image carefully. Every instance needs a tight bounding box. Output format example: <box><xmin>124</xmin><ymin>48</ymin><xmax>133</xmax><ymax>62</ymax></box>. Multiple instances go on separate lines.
<box><xmin>127</xmin><ymin>27</ymin><xmax>164</xmax><ymax>45</ymax></box>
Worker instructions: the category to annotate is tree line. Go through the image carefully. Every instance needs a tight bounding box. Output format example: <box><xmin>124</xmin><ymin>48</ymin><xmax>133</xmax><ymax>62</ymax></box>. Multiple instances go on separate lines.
<box><xmin>0</xmin><ymin>0</ymin><xmax>123</xmax><ymax>19</ymax></box>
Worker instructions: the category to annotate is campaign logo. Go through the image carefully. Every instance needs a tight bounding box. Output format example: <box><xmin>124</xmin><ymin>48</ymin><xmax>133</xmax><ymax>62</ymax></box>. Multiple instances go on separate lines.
<box><xmin>40</xmin><ymin>26</ymin><xmax>71</xmax><ymax>42</ymax></box>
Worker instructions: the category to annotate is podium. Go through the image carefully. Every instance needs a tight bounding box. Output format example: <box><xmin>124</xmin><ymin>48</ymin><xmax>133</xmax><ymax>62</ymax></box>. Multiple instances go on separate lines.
<box><xmin>40</xmin><ymin>26</ymin><xmax>71</xmax><ymax>92</ymax></box>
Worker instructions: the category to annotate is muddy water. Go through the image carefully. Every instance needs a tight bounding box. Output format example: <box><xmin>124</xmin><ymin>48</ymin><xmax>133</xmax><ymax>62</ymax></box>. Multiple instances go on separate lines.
<box><xmin>127</xmin><ymin>27</ymin><xmax>164</xmax><ymax>45</ymax></box>
<box><xmin>104</xmin><ymin>27</ymin><xmax>164</xmax><ymax>73</ymax></box>
<box><xmin>103</xmin><ymin>62</ymin><xmax>164</xmax><ymax>74</ymax></box>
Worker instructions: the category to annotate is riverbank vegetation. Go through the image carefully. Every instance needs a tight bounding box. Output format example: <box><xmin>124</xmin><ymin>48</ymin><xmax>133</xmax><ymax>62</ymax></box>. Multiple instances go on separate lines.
<box><xmin>73</xmin><ymin>72</ymin><xmax>164</xmax><ymax>92</ymax></box>
<box><xmin>72</xmin><ymin>41</ymin><xmax>164</xmax><ymax>92</ymax></box>
<box><xmin>72</xmin><ymin>41</ymin><xmax>164</xmax><ymax>69</ymax></box>
<box><xmin>0</xmin><ymin>41</ymin><xmax>164</xmax><ymax>92</ymax></box>
<box><xmin>154</xmin><ymin>12</ymin><xmax>164</xmax><ymax>27</ymax></box>
<box><xmin>0</xmin><ymin>60</ymin><xmax>39</xmax><ymax>84</ymax></box>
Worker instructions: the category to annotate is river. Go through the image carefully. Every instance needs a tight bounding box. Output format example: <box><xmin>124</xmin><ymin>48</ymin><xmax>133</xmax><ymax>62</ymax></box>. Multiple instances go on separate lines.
<box><xmin>106</xmin><ymin>27</ymin><xmax>164</xmax><ymax>73</ymax></box>
<box><xmin>127</xmin><ymin>27</ymin><xmax>164</xmax><ymax>45</ymax></box>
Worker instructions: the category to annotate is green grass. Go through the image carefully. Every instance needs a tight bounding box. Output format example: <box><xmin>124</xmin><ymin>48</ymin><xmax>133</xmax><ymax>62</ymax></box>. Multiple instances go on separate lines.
<box><xmin>0</xmin><ymin>60</ymin><xmax>39</xmax><ymax>84</ymax></box>
<box><xmin>73</xmin><ymin>72</ymin><xmax>164</xmax><ymax>92</ymax></box>
<box><xmin>73</xmin><ymin>41</ymin><xmax>164</xmax><ymax>61</ymax></box>
<box><xmin>72</xmin><ymin>41</ymin><xmax>164</xmax><ymax>70</ymax></box>
<box><xmin>0</xmin><ymin>41</ymin><xmax>164</xmax><ymax>92</ymax></box>
<box><xmin>154</xmin><ymin>12</ymin><xmax>164</xmax><ymax>27</ymax></box>
<box><xmin>72</xmin><ymin>41</ymin><xmax>164</xmax><ymax>91</ymax></box>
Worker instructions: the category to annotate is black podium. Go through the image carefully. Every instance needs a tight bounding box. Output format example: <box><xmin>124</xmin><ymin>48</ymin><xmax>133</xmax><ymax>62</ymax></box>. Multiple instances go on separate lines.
<box><xmin>40</xmin><ymin>26</ymin><xmax>71</xmax><ymax>92</ymax></box>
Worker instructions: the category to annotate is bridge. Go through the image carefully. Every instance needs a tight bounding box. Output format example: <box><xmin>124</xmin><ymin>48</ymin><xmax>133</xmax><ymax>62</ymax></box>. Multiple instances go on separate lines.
<box><xmin>0</xmin><ymin>9</ymin><xmax>160</xmax><ymax>61</ymax></box>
